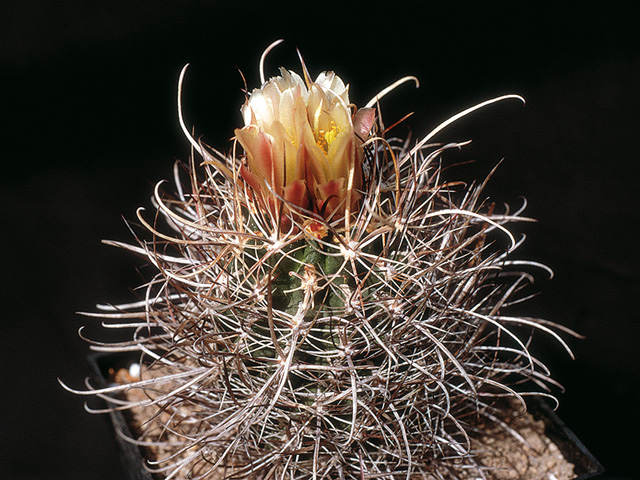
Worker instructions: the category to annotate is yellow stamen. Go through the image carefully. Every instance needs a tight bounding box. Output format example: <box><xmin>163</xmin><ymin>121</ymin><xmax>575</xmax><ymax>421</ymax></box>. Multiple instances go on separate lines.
<box><xmin>314</xmin><ymin>121</ymin><xmax>340</xmax><ymax>153</ymax></box>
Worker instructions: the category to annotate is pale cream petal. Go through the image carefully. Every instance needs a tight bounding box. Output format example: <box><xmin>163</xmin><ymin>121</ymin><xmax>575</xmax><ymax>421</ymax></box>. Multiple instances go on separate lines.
<box><xmin>269</xmin><ymin>120</ymin><xmax>298</xmax><ymax>187</ymax></box>
<box><xmin>327</xmin><ymin>101</ymin><xmax>351</xmax><ymax>130</ymax></box>
<box><xmin>299</xmin><ymin>130</ymin><xmax>329</xmax><ymax>187</ymax></box>
<box><xmin>276</xmin><ymin>68</ymin><xmax>306</xmax><ymax>95</ymax></box>
<box><xmin>326</xmin><ymin>128</ymin><xmax>355</xmax><ymax>180</ymax></box>
<box><xmin>315</xmin><ymin>71</ymin><xmax>348</xmax><ymax>103</ymax></box>
<box><xmin>278</xmin><ymin>87</ymin><xmax>299</xmax><ymax>133</ymax></box>
<box><xmin>241</xmin><ymin>103</ymin><xmax>252</xmax><ymax>126</ymax></box>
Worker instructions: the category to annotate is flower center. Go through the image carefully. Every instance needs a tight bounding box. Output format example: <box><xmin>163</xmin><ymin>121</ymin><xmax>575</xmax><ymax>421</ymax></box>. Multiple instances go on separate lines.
<box><xmin>314</xmin><ymin>121</ymin><xmax>340</xmax><ymax>154</ymax></box>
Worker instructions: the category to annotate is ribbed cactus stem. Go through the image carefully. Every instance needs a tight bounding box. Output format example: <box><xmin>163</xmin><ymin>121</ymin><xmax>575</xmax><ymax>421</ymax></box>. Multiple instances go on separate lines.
<box><xmin>63</xmin><ymin>49</ymin><xmax>580</xmax><ymax>479</ymax></box>
<box><xmin>271</xmin><ymin>236</ymin><xmax>344</xmax><ymax>313</ymax></box>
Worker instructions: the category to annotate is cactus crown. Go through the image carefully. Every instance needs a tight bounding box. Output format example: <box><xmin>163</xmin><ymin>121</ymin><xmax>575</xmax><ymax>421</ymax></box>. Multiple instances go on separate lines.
<box><xmin>66</xmin><ymin>42</ymin><xmax>577</xmax><ymax>479</ymax></box>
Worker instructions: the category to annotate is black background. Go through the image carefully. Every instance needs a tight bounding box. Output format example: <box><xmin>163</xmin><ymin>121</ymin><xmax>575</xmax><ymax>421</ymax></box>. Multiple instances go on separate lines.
<box><xmin>1</xmin><ymin>1</ymin><xmax>638</xmax><ymax>479</ymax></box>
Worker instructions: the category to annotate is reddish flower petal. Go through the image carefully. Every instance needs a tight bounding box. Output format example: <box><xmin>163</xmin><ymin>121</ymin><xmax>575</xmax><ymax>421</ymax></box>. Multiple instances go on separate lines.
<box><xmin>283</xmin><ymin>179</ymin><xmax>309</xmax><ymax>211</ymax></box>
<box><xmin>235</xmin><ymin>126</ymin><xmax>282</xmax><ymax>192</ymax></box>
<box><xmin>315</xmin><ymin>178</ymin><xmax>345</xmax><ymax>218</ymax></box>
<box><xmin>239</xmin><ymin>164</ymin><xmax>263</xmax><ymax>193</ymax></box>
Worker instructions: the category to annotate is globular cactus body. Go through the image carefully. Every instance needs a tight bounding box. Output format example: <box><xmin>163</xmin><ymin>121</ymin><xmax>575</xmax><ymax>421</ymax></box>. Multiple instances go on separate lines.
<box><xmin>67</xmin><ymin>43</ymin><xmax>575</xmax><ymax>480</ymax></box>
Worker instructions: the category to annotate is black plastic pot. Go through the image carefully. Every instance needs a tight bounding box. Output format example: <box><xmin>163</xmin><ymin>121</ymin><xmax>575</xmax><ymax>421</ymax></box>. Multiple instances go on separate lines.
<box><xmin>89</xmin><ymin>352</ymin><xmax>604</xmax><ymax>480</ymax></box>
<box><xmin>89</xmin><ymin>353</ymin><xmax>154</xmax><ymax>480</ymax></box>
<box><xmin>526</xmin><ymin>398</ymin><xmax>604</xmax><ymax>479</ymax></box>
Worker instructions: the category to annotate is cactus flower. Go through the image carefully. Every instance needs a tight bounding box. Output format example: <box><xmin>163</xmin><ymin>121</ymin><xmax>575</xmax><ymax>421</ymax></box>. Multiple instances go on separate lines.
<box><xmin>235</xmin><ymin>68</ymin><xmax>375</xmax><ymax>231</ymax></box>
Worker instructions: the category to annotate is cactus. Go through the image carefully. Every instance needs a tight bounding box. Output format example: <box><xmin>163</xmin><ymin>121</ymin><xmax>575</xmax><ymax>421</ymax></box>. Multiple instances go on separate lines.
<box><xmin>65</xmin><ymin>41</ymin><xmax>578</xmax><ymax>479</ymax></box>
